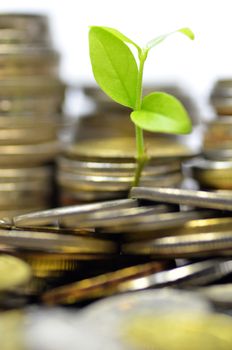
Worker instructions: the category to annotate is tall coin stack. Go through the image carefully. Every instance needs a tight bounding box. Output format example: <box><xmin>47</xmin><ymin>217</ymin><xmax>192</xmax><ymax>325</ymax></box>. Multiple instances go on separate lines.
<box><xmin>0</xmin><ymin>14</ymin><xmax>65</xmax><ymax>217</ymax></box>
<box><xmin>190</xmin><ymin>80</ymin><xmax>232</xmax><ymax>191</ymax></box>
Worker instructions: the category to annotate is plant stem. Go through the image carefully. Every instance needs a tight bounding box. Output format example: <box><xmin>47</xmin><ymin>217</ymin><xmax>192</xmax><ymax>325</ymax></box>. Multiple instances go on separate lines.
<box><xmin>133</xmin><ymin>50</ymin><xmax>148</xmax><ymax>187</ymax></box>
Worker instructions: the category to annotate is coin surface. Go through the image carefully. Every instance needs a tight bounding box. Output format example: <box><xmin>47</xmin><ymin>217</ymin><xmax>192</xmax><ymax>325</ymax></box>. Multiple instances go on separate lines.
<box><xmin>0</xmin><ymin>254</ymin><xmax>31</xmax><ymax>291</ymax></box>
<box><xmin>123</xmin><ymin>231</ymin><xmax>232</xmax><ymax>257</ymax></box>
<box><xmin>124</xmin><ymin>313</ymin><xmax>232</xmax><ymax>350</ymax></box>
<box><xmin>13</xmin><ymin>198</ymin><xmax>138</xmax><ymax>227</ymax></box>
<box><xmin>131</xmin><ymin>186</ymin><xmax>232</xmax><ymax>210</ymax></box>
<box><xmin>118</xmin><ymin>260</ymin><xmax>232</xmax><ymax>290</ymax></box>
<box><xmin>66</xmin><ymin>137</ymin><xmax>195</xmax><ymax>161</ymax></box>
<box><xmin>42</xmin><ymin>261</ymin><xmax>166</xmax><ymax>305</ymax></box>
<box><xmin>0</xmin><ymin>228</ymin><xmax>116</xmax><ymax>254</ymax></box>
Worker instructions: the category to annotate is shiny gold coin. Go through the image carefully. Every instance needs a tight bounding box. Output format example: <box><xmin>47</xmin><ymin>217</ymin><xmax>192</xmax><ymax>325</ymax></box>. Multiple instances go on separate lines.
<box><xmin>0</xmin><ymin>254</ymin><xmax>31</xmax><ymax>291</ymax></box>
<box><xmin>66</xmin><ymin>137</ymin><xmax>195</xmax><ymax>161</ymax></box>
<box><xmin>0</xmin><ymin>310</ymin><xmax>25</xmax><ymax>350</ymax></box>
<box><xmin>191</xmin><ymin>158</ymin><xmax>232</xmax><ymax>189</ymax></box>
<box><xmin>58</xmin><ymin>171</ymin><xmax>183</xmax><ymax>192</ymax></box>
<box><xmin>58</xmin><ymin>156</ymin><xmax>181</xmax><ymax>176</ymax></box>
<box><xmin>124</xmin><ymin>313</ymin><xmax>232</xmax><ymax>350</ymax></box>
<box><xmin>42</xmin><ymin>261</ymin><xmax>165</xmax><ymax>305</ymax></box>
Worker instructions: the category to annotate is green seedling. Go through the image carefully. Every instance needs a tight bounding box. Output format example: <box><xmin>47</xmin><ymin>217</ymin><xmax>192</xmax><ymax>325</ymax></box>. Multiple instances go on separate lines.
<box><xmin>89</xmin><ymin>26</ymin><xmax>194</xmax><ymax>186</ymax></box>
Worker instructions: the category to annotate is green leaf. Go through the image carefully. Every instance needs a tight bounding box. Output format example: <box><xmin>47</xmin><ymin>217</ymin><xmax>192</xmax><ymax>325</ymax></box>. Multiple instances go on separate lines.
<box><xmin>89</xmin><ymin>27</ymin><xmax>138</xmax><ymax>109</ymax></box>
<box><xmin>130</xmin><ymin>92</ymin><xmax>192</xmax><ymax>134</ymax></box>
<box><xmin>146</xmin><ymin>27</ymin><xmax>195</xmax><ymax>50</ymax></box>
<box><xmin>91</xmin><ymin>26</ymin><xmax>142</xmax><ymax>55</ymax></box>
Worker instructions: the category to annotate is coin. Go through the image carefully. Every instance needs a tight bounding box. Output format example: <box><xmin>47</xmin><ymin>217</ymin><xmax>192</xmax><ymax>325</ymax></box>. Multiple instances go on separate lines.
<box><xmin>58</xmin><ymin>157</ymin><xmax>181</xmax><ymax>176</ymax></box>
<box><xmin>0</xmin><ymin>228</ymin><xmax>116</xmax><ymax>254</ymax></box>
<box><xmin>0</xmin><ymin>254</ymin><xmax>31</xmax><ymax>291</ymax></box>
<box><xmin>131</xmin><ymin>186</ymin><xmax>232</xmax><ymax>210</ymax></box>
<box><xmin>42</xmin><ymin>261</ymin><xmax>167</xmax><ymax>305</ymax></box>
<box><xmin>66</xmin><ymin>137</ymin><xmax>195</xmax><ymax>161</ymax></box>
<box><xmin>60</xmin><ymin>205</ymin><xmax>171</xmax><ymax>229</ymax></box>
<box><xmin>123</xmin><ymin>231</ymin><xmax>232</xmax><ymax>257</ymax></box>
<box><xmin>99</xmin><ymin>210</ymin><xmax>213</xmax><ymax>236</ymax></box>
<box><xmin>197</xmin><ymin>284</ymin><xmax>232</xmax><ymax>308</ymax></box>
<box><xmin>124</xmin><ymin>313</ymin><xmax>232</xmax><ymax>350</ymax></box>
<box><xmin>13</xmin><ymin>198</ymin><xmax>138</xmax><ymax>227</ymax></box>
<box><xmin>118</xmin><ymin>260</ymin><xmax>232</xmax><ymax>289</ymax></box>
<box><xmin>210</xmin><ymin>79</ymin><xmax>232</xmax><ymax>115</ymax></box>
<box><xmin>189</xmin><ymin>158</ymin><xmax>232</xmax><ymax>189</ymax></box>
<box><xmin>0</xmin><ymin>310</ymin><xmax>25</xmax><ymax>350</ymax></box>
<box><xmin>58</xmin><ymin>171</ymin><xmax>183</xmax><ymax>192</ymax></box>
<box><xmin>0</xmin><ymin>141</ymin><xmax>60</xmax><ymax>165</ymax></box>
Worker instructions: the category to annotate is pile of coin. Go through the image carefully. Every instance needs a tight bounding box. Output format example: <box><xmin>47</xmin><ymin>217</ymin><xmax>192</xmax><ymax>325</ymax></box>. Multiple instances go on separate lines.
<box><xmin>0</xmin><ymin>14</ymin><xmax>65</xmax><ymax>216</ymax></box>
<box><xmin>56</xmin><ymin>136</ymin><xmax>196</xmax><ymax>205</ymax></box>
<box><xmin>190</xmin><ymin>79</ymin><xmax>232</xmax><ymax>191</ymax></box>
<box><xmin>0</xmin><ymin>186</ymin><xmax>229</xmax><ymax>306</ymax></box>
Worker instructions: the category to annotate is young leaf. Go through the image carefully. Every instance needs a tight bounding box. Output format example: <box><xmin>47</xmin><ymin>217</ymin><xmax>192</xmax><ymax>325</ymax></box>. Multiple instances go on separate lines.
<box><xmin>130</xmin><ymin>92</ymin><xmax>192</xmax><ymax>134</ymax></box>
<box><xmin>91</xmin><ymin>26</ymin><xmax>141</xmax><ymax>55</ymax></box>
<box><xmin>89</xmin><ymin>27</ymin><xmax>138</xmax><ymax>108</ymax></box>
<box><xmin>146</xmin><ymin>27</ymin><xmax>194</xmax><ymax>51</ymax></box>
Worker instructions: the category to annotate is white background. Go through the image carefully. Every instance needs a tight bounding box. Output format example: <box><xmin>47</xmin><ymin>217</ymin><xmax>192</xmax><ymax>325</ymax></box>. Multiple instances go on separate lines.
<box><xmin>0</xmin><ymin>0</ymin><xmax>231</xmax><ymax>117</ymax></box>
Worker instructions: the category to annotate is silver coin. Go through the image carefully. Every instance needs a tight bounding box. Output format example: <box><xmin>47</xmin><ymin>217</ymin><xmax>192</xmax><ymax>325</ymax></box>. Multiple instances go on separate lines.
<box><xmin>60</xmin><ymin>205</ymin><xmax>171</xmax><ymax>228</ymax></box>
<box><xmin>118</xmin><ymin>260</ymin><xmax>232</xmax><ymax>291</ymax></box>
<box><xmin>131</xmin><ymin>186</ymin><xmax>232</xmax><ymax>210</ymax></box>
<box><xmin>13</xmin><ymin>198</ymin><xmax>138</xmax><ymax>227</ymax></box>
<box><xmin>0</xmin><ymin>228</ymin><xmax>116</xmax><ymax>254</ymax></box>
<box><xmin>99</xmin><ymin>210</ymin><xmax>213</xmax><ymax>235</ymax></box>
<box><xmin>123</xmin><ymin>231</ymin><xmax>232</xmax><ymax>257</ymax></box>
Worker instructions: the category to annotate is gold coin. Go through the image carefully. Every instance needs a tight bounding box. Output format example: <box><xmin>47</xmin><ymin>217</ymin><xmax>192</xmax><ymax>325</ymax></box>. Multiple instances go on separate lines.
<box><xmin>42</xmin><ymin>261</ymin><xmax>165</xmax><ymax>305</ymax></box>
<box><xmin>0</xmin><ymin>254</ymin><xmax>31</xmax><ymax>291</ymax></box>
<box><xmin>58</xmin><ymin>172</ymin><xmax>182</xmax><ymax>192</ymax></box>
<box><xmin>124</xmin><ymin>313</ymin><xmax>232</xmax><ymax>350</ymax></box>
<box><xmin>66</xmin><ymin>137</ymin><xmax>195</xmax><ymax>161</ymax></box>
<box><xmin>0</xmin><ymin>310</ymin><xmax>25</xmax><ymax>350</ymax></box>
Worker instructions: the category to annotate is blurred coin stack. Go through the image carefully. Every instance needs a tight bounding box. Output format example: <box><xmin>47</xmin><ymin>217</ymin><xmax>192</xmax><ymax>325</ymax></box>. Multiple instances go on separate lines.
<box><xmin>189</xmin><ymin>80</ymin><xmax>232</xmax><ymax>191</ymax></box>
<box><xmin>0</xmin><ymin>14</ymin><xmax>65</xmax><ymax>217</ymax></box>
<box><xmin>57</xmin><ymin>136</ymin><xmax>196</xmax><ymax>205</ymax></box>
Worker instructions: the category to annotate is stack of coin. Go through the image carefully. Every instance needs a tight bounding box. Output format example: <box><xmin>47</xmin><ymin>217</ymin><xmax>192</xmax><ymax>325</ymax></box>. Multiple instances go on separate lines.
<box><xmin>188</xmin><ymin>157</ymin><xmax>232</xmax><ymax>190</ymax></box>
<box><xmin>203</xmin><ymin>117</ymin><xmax>232</xmax><ymax>153</ymax></box>
<box><xmin>201</xmin><ymin>80</ymin><xmax>232</xmax><ymax>169</ymax></box>
<box><xmin>210</xmin><ymin>79</ymin><xmax>232</xmax><ymax>116</ymax></box>
<box><xmin>0</xmin><ymin>14</ymin><xmax>66</xmax><ymax>215</ymax></box>
<box><xmin>2</xmin><ymin>190</ymin><xmax>230</xmax><ymax>305</ymax></box>
<box><xmin>0</xmin><ymin>199</ymin><xmax>170</xmax><ymax>299</ymax></box>
<box><xmin>57</xmin><ymin>137</ymin><xmax>195</xmax><ymax>205</ymax></box>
